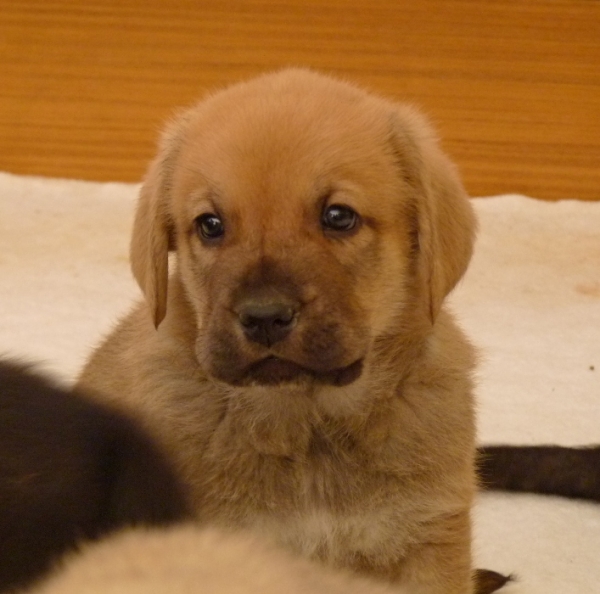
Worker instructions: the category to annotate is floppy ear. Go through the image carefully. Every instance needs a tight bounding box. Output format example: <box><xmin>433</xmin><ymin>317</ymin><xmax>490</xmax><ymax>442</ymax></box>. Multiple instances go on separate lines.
<box><xmin>419</xmin><ymin>146</ymin><xmax>476</xmax><ymax>322</ymax></box>
<box><xmin>130</xmin><ymin>124</ymin><xmax>182</xmax><ymax>328</ymax></box>
<box><xmin>393</xmin><ymin>107</ymin><xmax>477</xmax><ymax>323</ymax></box>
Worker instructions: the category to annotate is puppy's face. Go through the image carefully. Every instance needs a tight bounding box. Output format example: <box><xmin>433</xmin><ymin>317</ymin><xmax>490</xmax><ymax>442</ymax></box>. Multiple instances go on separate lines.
<box><xmin>131</xmin><ymin>70</ymin><xmax>475</xmax><ymax>389</ymax></box>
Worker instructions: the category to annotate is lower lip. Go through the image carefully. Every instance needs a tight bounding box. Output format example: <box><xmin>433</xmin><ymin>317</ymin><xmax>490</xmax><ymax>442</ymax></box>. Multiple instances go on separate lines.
<box><xmin>328</xmin><ymin>358</ymin><xmax>363</xmax><ymax>386</ymax></box>
<box><xmin>241</xmin><ymin>357</ymin><xmax>363</xmax><ymax>387</ymax></box>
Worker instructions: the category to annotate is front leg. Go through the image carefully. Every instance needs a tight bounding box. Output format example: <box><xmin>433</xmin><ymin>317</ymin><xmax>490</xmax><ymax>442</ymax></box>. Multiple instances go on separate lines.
<box><xmin>393</xmin><ymin>510</ymin><xmax>473</xmax><ymax>594</ymax></box>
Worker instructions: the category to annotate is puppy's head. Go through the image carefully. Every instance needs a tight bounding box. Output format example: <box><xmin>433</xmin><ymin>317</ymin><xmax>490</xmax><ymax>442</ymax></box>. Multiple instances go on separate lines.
<box><xmin>130</xmin><ymin>69</ymin><xmax>475</xmax><ymax>388</ymax></box>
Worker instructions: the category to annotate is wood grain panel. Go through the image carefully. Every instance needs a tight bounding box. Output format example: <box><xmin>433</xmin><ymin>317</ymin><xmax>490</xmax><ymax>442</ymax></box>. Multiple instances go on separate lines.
<box><xmin>0</xmin><ymin>0</ymin><xmax>598</xmax><ymax>199</ymax></box>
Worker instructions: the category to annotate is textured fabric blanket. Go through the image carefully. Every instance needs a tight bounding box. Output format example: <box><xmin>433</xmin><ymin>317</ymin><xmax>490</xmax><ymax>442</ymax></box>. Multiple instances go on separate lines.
<box><xmin>1</xmin><ymin>171</ymin><xmax>598</xmax><ymax>593</ymax></box>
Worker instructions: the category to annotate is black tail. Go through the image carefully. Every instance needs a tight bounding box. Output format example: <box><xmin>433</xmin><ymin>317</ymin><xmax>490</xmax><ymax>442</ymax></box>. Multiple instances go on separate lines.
<box><xmin>478</xmin><ymin>444</ymin><xmax>600</xmax><ymax>502</ymax></box>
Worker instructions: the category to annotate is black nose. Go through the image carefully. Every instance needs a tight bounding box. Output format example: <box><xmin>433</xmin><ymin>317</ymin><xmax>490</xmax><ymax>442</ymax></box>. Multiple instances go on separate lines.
<box><xmin>237</xmin><ymin>300</ymin><xmax>297</xmax><ymax>347</ymax></box>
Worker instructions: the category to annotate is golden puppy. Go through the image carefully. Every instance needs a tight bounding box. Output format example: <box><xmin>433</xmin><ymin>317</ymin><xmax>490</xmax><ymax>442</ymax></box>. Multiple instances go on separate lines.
<box><xmin>78</xmin><ymin>69</ymin><xmax>480</xmax><ymax>593</ymax></box>
<box><xmin>31</xmin><ymin>525</ymin><xmax>404</xmax><ymax>594</ymax></box>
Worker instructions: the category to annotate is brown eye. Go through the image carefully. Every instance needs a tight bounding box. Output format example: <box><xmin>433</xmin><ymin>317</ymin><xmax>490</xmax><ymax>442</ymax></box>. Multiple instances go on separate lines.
<box><xmin>195</xmin><ymin>213</ymin><xmax>224</xmax><ymax>241</ymax></box>
<box><xmin>321</xmin><ymin>204</ymin><xmax>359</xmax><ymax>233</ymax></box>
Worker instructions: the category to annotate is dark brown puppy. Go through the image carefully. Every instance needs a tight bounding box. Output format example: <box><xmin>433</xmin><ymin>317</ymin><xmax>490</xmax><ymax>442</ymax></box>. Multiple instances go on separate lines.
<box><xmin>479</xmin><ymin>444</ymin><xmax>600</xmax><ymax>502</ymax></box>
<box><xmin>0</xmin><ymin>360</ymin><xmax>189</xmax><ymax>592</ymax></box>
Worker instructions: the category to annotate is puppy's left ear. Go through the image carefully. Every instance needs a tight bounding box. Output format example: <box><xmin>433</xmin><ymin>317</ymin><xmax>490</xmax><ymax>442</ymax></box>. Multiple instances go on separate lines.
<box><xmin>130</xmin><ymin>121</ymin><xmax>182</xmax><ymax>328</ymax></box>
<box><xmin>392</xmin><ymin>107</ymin><xmax>477</xmax><ymax>323</ymax></box>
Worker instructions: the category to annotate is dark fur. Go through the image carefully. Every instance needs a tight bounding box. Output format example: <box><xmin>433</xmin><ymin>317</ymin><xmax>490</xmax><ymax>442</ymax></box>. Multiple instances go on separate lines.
<box><xmin>479</xmin><ymin>445</ymin><xmax>600</xmax><ymax>502</ymax></box>
<box><xmin>0</xmin><ymin>360</ymin><xmax>190</xmax><ymax>592</ymax></box>
<box><xmin>474</xmin><ymin>569</ymin><xmax>514</xmax><ymax>594</ymax></box>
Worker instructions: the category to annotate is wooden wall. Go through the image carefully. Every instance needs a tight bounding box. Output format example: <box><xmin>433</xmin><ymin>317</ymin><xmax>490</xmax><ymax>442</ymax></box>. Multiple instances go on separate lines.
<box><xmin>1</xmin><ymin>0</ymin><xmax>598</xmax><ymax>199</ymax></box>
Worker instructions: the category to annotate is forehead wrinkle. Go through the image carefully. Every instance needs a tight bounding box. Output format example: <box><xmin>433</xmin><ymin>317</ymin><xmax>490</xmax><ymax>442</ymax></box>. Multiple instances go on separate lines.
<box><xmin>245</xmin><ymin>194</ymin><xmax>304</xmax><ymax>251</ymax></box>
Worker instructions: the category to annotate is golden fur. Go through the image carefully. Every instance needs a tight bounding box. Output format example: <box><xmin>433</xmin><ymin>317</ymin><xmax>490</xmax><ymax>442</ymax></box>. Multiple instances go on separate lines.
<box><xmin>77</xmin><ymin>69</ymin><xmax>478</xmax><ymax>593</ymax></box>
<box><xmin>31</xmin><ymin>525</ymin><xmax>404</xmax><ymax>594</ymax></box>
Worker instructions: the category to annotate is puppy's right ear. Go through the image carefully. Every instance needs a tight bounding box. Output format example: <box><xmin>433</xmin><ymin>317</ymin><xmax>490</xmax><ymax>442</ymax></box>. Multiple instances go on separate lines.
<box><xmin>130</xmin><ymin>126</ymin><xmax>181</xmax><ymax>328</ymax></box>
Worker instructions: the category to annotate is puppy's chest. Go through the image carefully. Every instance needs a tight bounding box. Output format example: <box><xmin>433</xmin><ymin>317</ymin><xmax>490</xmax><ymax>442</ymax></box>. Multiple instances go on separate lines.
<box><xmin>202</xmin><ymin>428</ymin><xmax>354</xmax><ymax>499</ymax></box>
<box><xmin>197</xmin><ymin>420</ymin><xmax>406</xmax><ymax>563</ymax></box>
<box><xmin>201</xmin><ymin>413</ymin><xmax>368</xmax><ymax>503</ymax></box>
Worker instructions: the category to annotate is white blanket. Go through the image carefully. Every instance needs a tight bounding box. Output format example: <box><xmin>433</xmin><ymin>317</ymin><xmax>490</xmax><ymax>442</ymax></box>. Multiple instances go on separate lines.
<box><xmin>1</xmin><ymin>171</ymin><xmax>598</xmax><ymax>593</ymax></box>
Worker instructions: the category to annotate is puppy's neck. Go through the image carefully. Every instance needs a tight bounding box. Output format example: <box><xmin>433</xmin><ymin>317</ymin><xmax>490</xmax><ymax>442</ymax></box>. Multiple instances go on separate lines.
<box><xmin>222</xmin><ymin>382</ymin><xmax>315</xmax><ymax>456</ymax></box>
<box><xmin>223</xmin><ymin>365</ymin><xmax>403</xmax><ymax>458</ymax></box>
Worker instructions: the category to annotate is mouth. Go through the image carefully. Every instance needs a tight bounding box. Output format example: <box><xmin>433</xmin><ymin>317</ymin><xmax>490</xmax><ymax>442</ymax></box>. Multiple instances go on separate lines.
<box><xmin>231</xmin><ymin>356</ymin><xmax>364</xmax><ymax>387</ymax></box>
